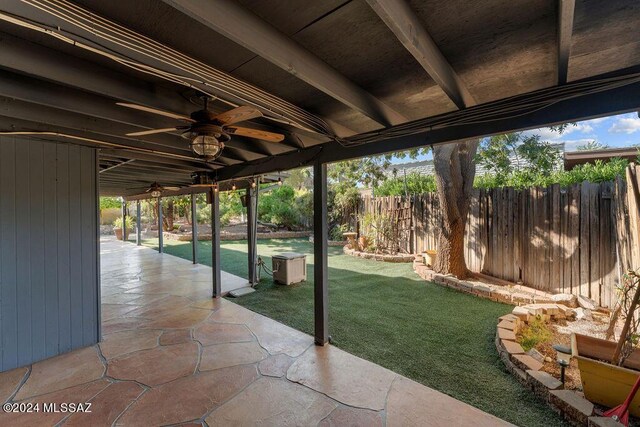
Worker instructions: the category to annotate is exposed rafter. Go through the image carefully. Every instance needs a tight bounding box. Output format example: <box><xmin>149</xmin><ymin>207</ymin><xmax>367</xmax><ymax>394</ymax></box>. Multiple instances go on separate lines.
<box><xmin>557</xmin><ymin>0</ymin><xmax>576</xmax><ymax>84</ymax></box>
<box><xmin>365</xmin><ymin>0</ymin><xmax>475</xmax><ymax>109</ymax></box>
<box><xmin>214</xmin><ymin>75</ymin><xmax>640</xmax><ymax>181</ymax></box>
<box><xmin>162</xmin><ymin>0</ymin><xmax>407</xmax><ymax>127</ymax></box>
<box><xmin>0</xmin><ymin>32</ymin><xmax>195</xmax><ymax>116</ymax></box>
<box><xmin>99</xmin><ymin>159</ymin><xmax>135</xmax><ymax>174</ymax></box>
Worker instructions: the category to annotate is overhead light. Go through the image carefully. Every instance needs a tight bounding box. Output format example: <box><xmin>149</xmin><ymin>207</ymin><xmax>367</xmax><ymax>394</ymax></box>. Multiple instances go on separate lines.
<box><xmin>231</xmin><ymin>182</ymin><xmax>237</xmax><ymax>191</ymax></box>
<box><xmin>277</xmin><ymin>174</ymin><xmax>282</xmax><ymax>186</ymax></box>
<box><xmin>251</xmin><ymin>179</ymin><xmax>257</xmax><ymax>188</ymax></box>
<box><xmin>214</xmin><ymin>181</ymin><xmax>219</xmax><ymax>192</ymax></box>
<box><xmin>188</xmin><ymin>133</ymin><xmax>224</xmax><ymax>160</ymax></box>
<box><xmin>150</xmin><ymin>189</ymin><xmax>161</xmax><ymax>198</ymax></box>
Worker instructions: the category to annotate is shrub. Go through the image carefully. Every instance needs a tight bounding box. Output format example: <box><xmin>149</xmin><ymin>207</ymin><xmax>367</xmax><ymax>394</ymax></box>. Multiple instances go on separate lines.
<box><xmin>376</xmin><ymin>172</ymin><xmax>437</xmax><ymax>195</ymax></box>
<box><xmin>518</xmin><ymin>316</ymin><xmax>552</xmax><ymax>351</ymax></box>
<box><xmin>330</xmin><ymin>223</ymin><xmax>350</xmax><ymax>241</ymax></box>
<box><xmin>113</xmin><ymin>216</ymin><xmax>135</xmax><ymax>230</ymax></box>
<box><xmin>100</xmin><ymin>197</ymin><xmax>121</xmax><ymax>210</ymax></box>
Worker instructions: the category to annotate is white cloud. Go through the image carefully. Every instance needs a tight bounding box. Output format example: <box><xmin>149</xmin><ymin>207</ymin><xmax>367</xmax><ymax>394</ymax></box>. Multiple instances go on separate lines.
<box><xmin>609</xmin><ymin>117</ymin><xmax>640</xmax><ymax>134</ymax></box>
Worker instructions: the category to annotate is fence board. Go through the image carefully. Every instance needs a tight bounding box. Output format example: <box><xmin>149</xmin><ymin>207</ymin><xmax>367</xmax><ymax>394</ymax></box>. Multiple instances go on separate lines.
<box><xmin>357</xmin><ymin>178</ymin><xmax>630</xmax><ymax>307</ymax></box>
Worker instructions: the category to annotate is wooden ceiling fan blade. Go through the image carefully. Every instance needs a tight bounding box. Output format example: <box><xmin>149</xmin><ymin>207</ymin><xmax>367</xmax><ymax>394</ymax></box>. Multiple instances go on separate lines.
<box><xmin>226</xmin><ymin>126</ymin><xmax>285</xmax><ymax>142</ymax></box>
<box><xmin>213</xmin><ymin>106</ymin><xmax>262</xmax><ymax>125</ymax></box>
<box><xmin>126</xmin><ymin>127</ymin><xmax>179</xmax><ymax>137</ymax></box>
<box><xmin>116</xmin><ymin>102</ymin><xmax>195</xmax><ymax>122</ymax></box>
<box><xmin>164</xmin><ymin>186</ymin><xmax>181</xmax><ymax>191</ymax></box>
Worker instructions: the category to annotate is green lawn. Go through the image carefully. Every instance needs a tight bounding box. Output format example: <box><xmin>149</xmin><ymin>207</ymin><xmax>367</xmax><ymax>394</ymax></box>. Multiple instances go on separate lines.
<box><xmin>142</xmin><ymin>237</ymin><xmax>565</xmax><ymax>426</ymax></box>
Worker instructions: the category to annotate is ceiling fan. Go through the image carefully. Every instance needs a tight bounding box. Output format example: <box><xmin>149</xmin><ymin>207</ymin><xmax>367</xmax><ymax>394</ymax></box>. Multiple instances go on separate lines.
<box><xmin>118</xmin><ymin>96</ymin><xmax>285</xmax><ymax>162</ymax></box>
<box><xmin>128</xmin><ymin>182</ymin><xmax>180</xmax><ymax>198</ymax></box>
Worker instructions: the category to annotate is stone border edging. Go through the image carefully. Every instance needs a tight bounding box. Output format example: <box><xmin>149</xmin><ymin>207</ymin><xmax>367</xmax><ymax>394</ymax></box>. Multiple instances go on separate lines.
<box><xmin>412</xmin><ymin>261</ymin><xmax>558</xmax><ymax>305</ymax></box>
<box><xmin>495</xmin><ymin>306</ymin><xmax>622</xmax><ymax>427</ymax></box>
<box><xmin>342</xmin><ymin>246</ymin><xmax>415</xmax><ymax>263</ymax></box>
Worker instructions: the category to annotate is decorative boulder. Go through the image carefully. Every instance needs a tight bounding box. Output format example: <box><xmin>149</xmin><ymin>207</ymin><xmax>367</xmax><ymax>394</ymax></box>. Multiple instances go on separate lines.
<box><xmin>551</xmin><ymin>293</ymin><xmax>578</xmax><ymax>308</ymax></box>
<box><xmin>574</xmin><ymin>307</ymin><xmax>593</xmax><ymax>321</ymax></box>
<box><xmin>577</xmin><ymin>295</ymin><xmax>598</xmax><ymax>311</ymax></box>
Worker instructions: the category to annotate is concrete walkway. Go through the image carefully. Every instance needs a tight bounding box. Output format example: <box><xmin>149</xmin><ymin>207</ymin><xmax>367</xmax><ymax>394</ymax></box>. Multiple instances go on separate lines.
<box><xmin>0</xmin><ymin>239</ymin><xmax>512</xmax><ymax>426</ymax></box>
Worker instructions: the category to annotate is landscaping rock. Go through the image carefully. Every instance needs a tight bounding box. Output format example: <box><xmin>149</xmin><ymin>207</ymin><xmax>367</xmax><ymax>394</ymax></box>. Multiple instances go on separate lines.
<box><xmin>527</xmin><ymin>369</ymin><xmax>562</xmax><ymax>391</ymax></box>
<box><xmin>551</xmin><ymin>293</ymin><xmax>578</xmax><ymax>307</ymax></box>
<box><xmin>501</xmin><ymin>340</ymin><xmax>524</xmax><ymax>355</ymax></box>
<box><xmin>497</xmin><ymin>320</ymin><xmax>516</xmax><ymax>331</ymax></box>
<box><xmin>575</xmin><ymin>307</ymin><xmax>593</xmax><ymax>321</ymax></box>
<box><xmin>499</xmin><ymin>314</ymin><xmax>519</xmax><ymax>323</ymax></box>
<box><xmin>513</xmin><ymin>354</ymin><xmax>544</xmax><ymax>372</ymax></box>
<box><xmin>497</xmin><ymin>328</ymin><xmax>517</xmax><ymax>341</ymax></box>
<box><xmin>512</xmin><ymin>306</ymin><xmax>531</xmax><ymax>322</ymax></box>
<box><xmin>527</xmin><ymin>348</ymin><xmax>545</xmax><ymax>364</ymax></box>
<box><xmin>550</xmin><ymin>390</ymin><xmax>594</xmax><ymax>426</ymax></box>
<box><xmin>577</xmin><ymin>295</ymin><xmax>598</xmax><ymax>311</ymax></box>
<box><xmin>588</xmin><ymin>416</ymin><xmax>625</xmax><ymax>427</ymax></box>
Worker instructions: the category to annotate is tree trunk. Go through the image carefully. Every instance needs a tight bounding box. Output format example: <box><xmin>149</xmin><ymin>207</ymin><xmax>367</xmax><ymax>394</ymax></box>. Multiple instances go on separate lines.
<box><xmin>162</xmin><ymin>200</ymin><xmax>174</xmax><ymax>231</ymax></box>
<box><xmin>432</xmin><ymin>139</ymin><xmax>479</xmax><ymax>278</ymax></box>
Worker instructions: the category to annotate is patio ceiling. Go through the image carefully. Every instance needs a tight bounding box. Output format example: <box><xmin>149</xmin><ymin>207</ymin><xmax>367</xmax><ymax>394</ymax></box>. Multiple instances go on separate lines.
<box><xmin>0</xmin><ymin>0</ymin><xmax>639</xmax><ymax>195</ymax></box>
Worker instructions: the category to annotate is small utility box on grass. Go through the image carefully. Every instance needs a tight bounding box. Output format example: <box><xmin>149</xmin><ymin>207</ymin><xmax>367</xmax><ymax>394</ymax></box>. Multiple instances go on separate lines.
<box><xmin>272</xmin><ymin>253</ymin><xmax>307</xmax><ymax>285</ymax></box>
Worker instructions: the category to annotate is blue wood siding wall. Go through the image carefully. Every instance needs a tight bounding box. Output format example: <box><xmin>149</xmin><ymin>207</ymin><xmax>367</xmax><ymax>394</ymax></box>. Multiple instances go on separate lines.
<box><xmin>0</xmin><ymin>137</ymin><xmax>99</xmax><ymax>372</ymax></box>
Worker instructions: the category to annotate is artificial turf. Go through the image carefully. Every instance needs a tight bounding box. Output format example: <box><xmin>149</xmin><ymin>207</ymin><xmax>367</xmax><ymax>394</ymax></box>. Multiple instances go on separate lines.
<box><xmin>142</xmin><ymin>237</ymin><xmax>566</xmax><ymax>426</ymax></box>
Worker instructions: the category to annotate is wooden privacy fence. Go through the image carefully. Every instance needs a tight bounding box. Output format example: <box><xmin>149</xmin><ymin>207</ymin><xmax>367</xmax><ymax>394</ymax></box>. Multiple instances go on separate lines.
<box><xmin>359</xmin><ymin>181</ymin><xmax>625</xmax><ymax>307</ymax></box>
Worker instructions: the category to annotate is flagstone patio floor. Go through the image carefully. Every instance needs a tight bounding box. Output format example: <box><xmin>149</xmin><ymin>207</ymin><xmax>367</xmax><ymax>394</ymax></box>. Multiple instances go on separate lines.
<box><xmin>0</xmin><ymin>238</ymin><xmax>512</xmax><ymax>426</ymax></box>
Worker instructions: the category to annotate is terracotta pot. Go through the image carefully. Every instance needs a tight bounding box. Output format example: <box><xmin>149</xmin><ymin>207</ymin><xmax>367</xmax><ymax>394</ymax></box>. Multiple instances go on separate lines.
<box><xmin>114</xmin><ymin>227</ymin><xmax>123</xmax><ymax>240</ymax></box>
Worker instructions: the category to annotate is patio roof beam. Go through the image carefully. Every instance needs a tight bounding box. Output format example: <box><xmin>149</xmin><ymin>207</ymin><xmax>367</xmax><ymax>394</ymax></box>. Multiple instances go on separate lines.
<box><xmin>0</xmin><ymin>97</ymin><xmax>193</xmax><ymax>154</ymax></box>
<box><xmin>99</xmin><ymin>149</ymin><xmax>213</xmax><ymax>170</ymax></box>
<box><xmin>162</xmin><ymin>0</ymin><xmax>407</xmax><ymax>127</ymax></box>
<box><xmin>557</xmin><ymin>0</ymin><xmax>576</xmax><ymax>84</ymax></box>
<box><xmin>0</xmin><ymin>70</ymin><xmax>302</xmax><ymax>155</ymax></box>
<box><xmin>99</xmin><ymin>159</ymin><xmax>135</xmax><ymax>174</ymax></box>
<box><xmin>365</xmin><ymin>0</ymin><xmax>475</xmax><ymax>109</ymax></box>
<box><xmin>213</xmin><ymin>74</ymin><xmax>640</xmax><ymax>181</ymax></box>
<box><xmin>0</xmin><ymin>32</ymin><xmax>197</xmax><ymax>116</ymax></box>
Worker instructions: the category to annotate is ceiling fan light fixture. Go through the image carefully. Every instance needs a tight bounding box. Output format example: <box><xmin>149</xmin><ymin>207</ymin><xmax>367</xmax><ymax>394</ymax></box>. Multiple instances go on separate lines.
<box><xmin>189</xmin><ymin>133</ymin><xmax>224</xmax><ymax>160</ymax></box>
<box><xmin>150</xmin><ymin>189</ymin><xmax>162</xmax><ymax>198</ymax></box>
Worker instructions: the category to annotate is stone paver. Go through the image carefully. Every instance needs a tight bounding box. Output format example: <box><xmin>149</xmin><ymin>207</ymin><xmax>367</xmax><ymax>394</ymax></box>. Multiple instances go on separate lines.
<box><xmin>247</xmin><ymin>314</ymin><xmax>313</xmax><ymax>357</ymax></box>
<box><xmin>386</xmin><ymin>377</ymin><xmax>513</xmax><ymax>426</ymax></box>
<box><xmin>159</xmin><ymin>329</ymin><xmax>192</xmax><ymax>346</ymax></box>
<box><xmin>0</xmin><ymin>367</ymin><xmax>28</xmax><ymax>404</ymax></box>
<box><xmin>258</xmin><ymin>354</ymin><xmax>294</xmax><ymax>377</ymax></box>
<box><xmin>100</xmin><ymin>329</ymin><xmax>162</xmax><ymax>359</ymax></box>
<box><xmin>319</xmin><ymin>405</ymin><xmax>383</xmax><ymax>426</ymax></box>
<box><xmin>108</xmin><ymin>342</ymin><xmax>198</xmax><ymax>386</ymax></box>
<box><xmin>207</xmin><ymin>377</ymin><xmax>337</xmax><ymax>426</ymax></box>
<box><xmin>1</xmin><ymin>238</ymin><xmax>512</xmax><ymax>426</ymax></box>
<box><xmin>287</xmin><ymin>345</ymin><xmax>396</xmax><ymax>410</ymax></box>
<box><xmin>194</xmin><ymin>322</ymin><xmax>254</xmax><ymax>345</ymax></box>
<box><xmin>64</xmin><ymin>381</ymin><xmax>144</xmax><ymax>427</ymax></box>
<box><xmin>0</xmin><ymin>379</ymin><xmax>110</xmax><ymax>427</ymax></box>
<box><xmin>208</xmin><ymin>302</ymin><xmax>257</xmax><ymax>324</ymax></box>
<box><xmin>200</xmin><ymin>342</ymin><xmax>267</xmax><ymax>371</ymax></box>
<box><xmin>117</xmin><ymin>365</ymin><xmax>259</xmax><ymax>426</ymax></box>
<box><xmin>15</xmin><ymin>347</ymin><xmax>105</xmax><ymax>400</ymax></box>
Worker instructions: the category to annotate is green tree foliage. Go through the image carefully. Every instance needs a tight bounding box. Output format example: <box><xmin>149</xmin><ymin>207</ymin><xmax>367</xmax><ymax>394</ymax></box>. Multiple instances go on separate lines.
<box><xmin>376</xmin><ymin>173</ymin><xmax>437</xmax><ymax>196</ymax></box>
<box><xmin>576</xmin><ymin>140</ymin><xmax>609</xmax><ymax>151</ymax></box>
<box><xmin>100</xmin><ymin>196</ymin><xmax>121</xmax><ymax>210</ymax></box>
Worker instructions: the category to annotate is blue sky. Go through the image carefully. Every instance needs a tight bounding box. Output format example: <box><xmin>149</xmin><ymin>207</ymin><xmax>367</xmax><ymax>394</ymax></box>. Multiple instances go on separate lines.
<box><xmin>392</xmin><ymin>112</ymin><xmax>640</xmax><ymax>164</ymax></box>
